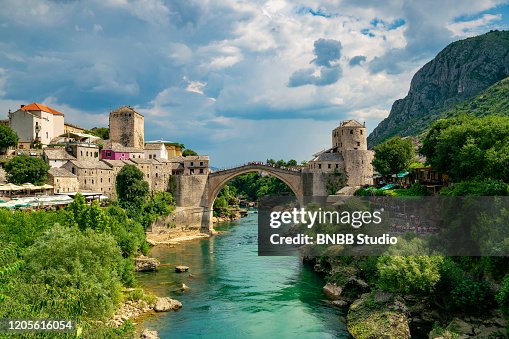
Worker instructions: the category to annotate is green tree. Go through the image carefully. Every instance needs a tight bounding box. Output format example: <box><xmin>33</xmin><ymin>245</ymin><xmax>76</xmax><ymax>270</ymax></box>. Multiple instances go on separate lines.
<box><xmin>182</xmin><ymin>149</ymin><xmax>198</xmax><ymax>156</ymax></box>
<box><xmin>4</xmin><ymin>155</ymin><xmax>49</xmax><ymax>185</ymax></box>
<box><xmin>116</xmin><ymin>165</ymin><xmax>149</xmax><ymax>210</ymax></box>
<box><xmin>420</xmin><ymin>115</ymin><xmax>509</xmax><ymax>181</ymax></box>
<box><xmin>0</xmin><ymin>125</ymin><xmax>18</xmax><ymax>151</ymax></box>
<box><xmin>86</xmin><ymin>127</ymin><xmax>109</xmax><ymax>140</ymax></box>
<box><xmin>287</xmin><ymin>159</ymin><xmax>298</xmax><ymax>166</ymax></box>
<box><xmin>372</xmin><ymin>136</ymin><xmax>415</xmax><ymax>176</ymax></box>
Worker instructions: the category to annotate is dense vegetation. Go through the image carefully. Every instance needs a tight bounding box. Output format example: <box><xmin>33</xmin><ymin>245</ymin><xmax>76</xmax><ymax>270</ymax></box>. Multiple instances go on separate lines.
<box><xmin>420</xmin><ymin>115</ymin><xmax>509</xmax><ymax>182</ymax></box>
<box><xmin>4</xmin><ymin>155</ymin><xmax>50</xmax><ymax>185</ymax></box>
<box><xmin>0</xmin><ymin>169</ymin><xmax>175</xmax><ymax>337</ymax></box>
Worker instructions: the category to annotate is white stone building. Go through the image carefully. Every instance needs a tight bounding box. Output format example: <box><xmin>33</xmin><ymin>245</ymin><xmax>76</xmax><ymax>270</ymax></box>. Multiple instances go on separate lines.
<box><xmin>9</xmin><ymin>103</ymin><xmax>65</xmax><ymax>148</ymax></box>
<box><xmin>144</xmin><ymin>143</ymin><xmax>168</xmax><ymax>160</ymax></box>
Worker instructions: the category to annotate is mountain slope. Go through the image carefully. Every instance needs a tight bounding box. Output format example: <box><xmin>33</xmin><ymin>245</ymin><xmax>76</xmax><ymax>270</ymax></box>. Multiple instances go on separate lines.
<box><xmin>441</xmin><ymin>75</ymin><xmax>509</xmax><ymax>119</ymax></box>
<box><xmin>368</xmin><ymin>30</ymin><xmax>509</xmax><ymax>147</ymax></box>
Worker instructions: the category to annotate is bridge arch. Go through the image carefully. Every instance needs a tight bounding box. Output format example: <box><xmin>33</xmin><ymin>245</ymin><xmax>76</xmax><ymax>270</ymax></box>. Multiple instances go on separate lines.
<box><xmin>206</xmin><ymin>164</ymin><xmax>303</xmax><ymax>211</ymax></box>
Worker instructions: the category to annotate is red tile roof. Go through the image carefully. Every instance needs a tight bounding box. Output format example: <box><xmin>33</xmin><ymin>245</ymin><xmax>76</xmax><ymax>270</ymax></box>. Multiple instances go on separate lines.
<box><xmin>21</xmin><ymin>102</ymin><xmax>64</xmax><ymax>116</ymax></box>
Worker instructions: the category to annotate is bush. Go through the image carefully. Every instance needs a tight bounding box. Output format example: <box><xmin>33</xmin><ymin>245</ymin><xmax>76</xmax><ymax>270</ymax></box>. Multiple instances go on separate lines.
<box><xmin>376</xmin><ymin>255</ymin><xmax>444</xmax><ymax>294</ymax></box>
<box><xmin>21</xmin><ymin>226</ymin><xmax>123</xmax><ymax>320</ymax></box>
<box><xmin>496</xmin><ymin>274</ymin><xmax>509</xmax><ymax>317</ymax></box>
<box><xmin>450</xmin><ymin>278</ymin><xmax>493</xmax><ymax>310</ymax></box>
<box><xmin>440</xmin><ymin>180</ymin><xmax>508</xmax><ymax>196</ymax></box>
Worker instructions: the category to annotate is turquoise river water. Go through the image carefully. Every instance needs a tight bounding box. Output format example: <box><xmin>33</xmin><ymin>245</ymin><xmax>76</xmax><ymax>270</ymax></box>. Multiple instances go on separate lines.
<box><xmin>137</xmin><ymin>210</ymin><xmax>349</xmax><ymax>338</ymax></box>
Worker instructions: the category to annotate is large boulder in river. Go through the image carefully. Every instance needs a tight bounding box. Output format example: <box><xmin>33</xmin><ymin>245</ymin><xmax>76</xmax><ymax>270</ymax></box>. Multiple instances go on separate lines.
<box><xmin>135</xmin><ymin>255</ymin><xmax>160</xmax><ymax>272</ymax></box>
<box><xmin>323</xmin><ymin>283</ymin><xmax>342</xmax><ymax>300</ymax></box>
<box><xmin>347</xmin><ymin>293</ymin><xmax>410</xmax><ymax>339</ymax></box>
<box><xmin>154</xmin><ymin>297</ymin><xmax>182</xmax><ymax>312</ymax></box>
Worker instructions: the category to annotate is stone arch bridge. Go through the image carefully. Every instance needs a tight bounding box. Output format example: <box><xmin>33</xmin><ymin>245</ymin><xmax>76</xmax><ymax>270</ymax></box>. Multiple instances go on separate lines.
<box><xmin>207</xmin><ymin>163</ymin><xmax>304</xmax><ymax>208</ymax></box>
<box><xmin>173</xmin><ymin>163</ymin><xmax>318</xmax><ymax>232</ymax></box>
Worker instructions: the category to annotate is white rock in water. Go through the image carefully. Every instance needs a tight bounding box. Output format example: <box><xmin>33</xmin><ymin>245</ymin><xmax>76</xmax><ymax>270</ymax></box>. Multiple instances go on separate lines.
<box><xmin>140</xmin><ymin>329</ymin><xmax>160</xmax><ymax>339</ymax></box>
<box><xmin>154</xmin><ymin>297</ymin><xmax>182</xmax><ymax>312</ymax></box>
<box><xmin>175</xmin><ymin>265</ymin><xmax>189</xmax><ymax>272</ymax></box>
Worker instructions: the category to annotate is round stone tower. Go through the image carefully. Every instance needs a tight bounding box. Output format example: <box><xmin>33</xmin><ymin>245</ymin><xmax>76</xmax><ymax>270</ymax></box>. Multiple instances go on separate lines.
<box><xmin>332</xmin><ymin>120</ymin><xmax>367</xmax><ymax>155</ymax></box>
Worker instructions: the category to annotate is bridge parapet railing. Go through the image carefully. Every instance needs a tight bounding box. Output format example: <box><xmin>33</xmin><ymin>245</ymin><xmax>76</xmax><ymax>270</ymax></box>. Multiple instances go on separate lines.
<box><xmin>211</xmin><ymin>162</ymin><xmax>302</xmax><ymax>174</ymax></box>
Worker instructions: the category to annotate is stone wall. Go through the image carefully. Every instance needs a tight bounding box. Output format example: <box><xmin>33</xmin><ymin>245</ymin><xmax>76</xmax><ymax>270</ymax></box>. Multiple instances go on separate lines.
<box><xmin>344</xmin><ymin>150</ymin><xmax>374</xmax><ymax>186</ymax></box>
<box><xmin>175</xmin><ymin>175</ymin><xmax>209</xmax><ymax>207</ymax></box>
<box><xmin>165</xmin><ymin>206</ymin><xmax>211</xmax><ymax>231</ymax></box>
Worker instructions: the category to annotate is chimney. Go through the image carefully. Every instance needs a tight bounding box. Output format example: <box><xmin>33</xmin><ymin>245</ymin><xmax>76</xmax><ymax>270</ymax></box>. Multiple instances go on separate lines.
<box><xmin>20</xmin><ymin>105</ymin><xmax>25</xmax><ymax>108</ymax></box>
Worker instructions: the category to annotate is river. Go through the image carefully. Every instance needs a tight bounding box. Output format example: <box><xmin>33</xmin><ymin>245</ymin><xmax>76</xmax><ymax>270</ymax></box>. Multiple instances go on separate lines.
<box><xmin>137</xmin><ymin>210</ymin><xmax>349</xmax><ymax>338</ymax></box>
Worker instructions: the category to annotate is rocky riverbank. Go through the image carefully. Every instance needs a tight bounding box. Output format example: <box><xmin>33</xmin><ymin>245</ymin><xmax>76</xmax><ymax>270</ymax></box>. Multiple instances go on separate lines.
<box><xmin>212</xmin><ymin>206</ymin><xmax>248</xmax><ymax>223</ymax></box>
<box><xmin>310</xmin><ymin>257</ymin><xmax>508</xmax><ymax>339</ymax></box>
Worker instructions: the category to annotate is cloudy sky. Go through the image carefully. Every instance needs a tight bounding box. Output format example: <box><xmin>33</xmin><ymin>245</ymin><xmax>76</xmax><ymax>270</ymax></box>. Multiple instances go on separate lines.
<box><xmin>1</xmin><ymin>0</ymin><xmax>509</xmax><ymax>166</ymax></box>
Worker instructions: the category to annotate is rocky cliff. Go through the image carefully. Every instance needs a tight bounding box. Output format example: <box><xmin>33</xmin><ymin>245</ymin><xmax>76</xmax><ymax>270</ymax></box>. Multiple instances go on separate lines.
<box><xmin>368</xmin><ymin>30</ymin><xmax>509</xmax><ymax>147</ymax></box>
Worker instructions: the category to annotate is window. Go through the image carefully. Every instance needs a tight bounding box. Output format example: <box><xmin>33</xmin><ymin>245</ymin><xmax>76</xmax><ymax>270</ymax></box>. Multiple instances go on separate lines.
<box><xmin>86</xmin><ymin>151</ymin><xmax>89</xmax><ymax>156</ymax></box>
<box><xmin>336</xmin><ymin>164</ymin><xmax>339</xmax><ymax>169</ymax></box>
<box><xmin>109</xmin><ymin>178</ymin><xmax>111</xmax><ymax>183</ymax></box>
<box><xmin>200</xmin><ymin>169</ymin><xmax>204</xmax><ymax>174</ymax></box>
<box><xmin>95</xmin><ymin>152</ymin><xmax>98</xmax><ymax>157</ymax></box>
<box><xmin>318</xmin><ymin>164</ymin><xmax>322</xmax><ymax>169</ymax></box>
<box><xmin>360</xmin><ymin>130</ymin><xmax>363</xmax><ymax>135</ymax></box>
<box><xmin>122</xmin><ymin>153</ymin><xmax>125</xmax><ymax>157</ymax></box>
<box><xmin>84</xmin><ymin>179</ymin><xmax>87</xmax><ymax>184</ymax></box>
<box><xmin>46</xmin><ymin>132</ymin><xmax>48</xmax><ymax>138</ymax></box>
<box><xmin>92</xmin><ymin>179</ymin><xmax>94</xmax><ymax>184</ymax></box>
<box><xmin>100</xmin><ymin>178</ymin><xmax>103</xmax><ymax>183</ymax></box>
<box><xmin>328</xmin><ymin>164</ymin><xmax>331</xmax><ymax>169</ymax></box>
<box><xmin>72</xmin><ymin>167</ymin><xmax>75</xmax><ymax>174</ymax></box>
<box><xmin>106</xmin><ymin>151</ymin><xmax>111</xmax><ymax>157</ymax></box>
<box><xmin>200</xmin><ymin>162</ymin><xmax>203</xmax><ymax>166</ymax></box>
<box><xmin>81</xmin><ymin>151</ymin><xmax>83</xmax><ymax>156</ymax></box>
<box><xmin>156</xmin><ymin>173</ymin><xmax>158</xmax><ymax>178</ymax></box>
<box><xmin>350</xmin><ymin>130</ymin><xmax>353</xmax><ymax>134</ymax></box>
<box><xmin>191</xmin><ymin>162</ymin><xmax>194</xmax><ymax>166</ymax></box>
<box><xmin>357</xmin><ymin>142</ymin><xmax>360</xmax><ymax>147</ymax></box>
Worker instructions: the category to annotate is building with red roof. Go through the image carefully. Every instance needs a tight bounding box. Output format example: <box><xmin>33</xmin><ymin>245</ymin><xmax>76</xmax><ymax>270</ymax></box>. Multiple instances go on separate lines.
<box><xmin>8</xmin><ymin>102</ymin><xmax>65</xmax><ymax>148</ymax></box>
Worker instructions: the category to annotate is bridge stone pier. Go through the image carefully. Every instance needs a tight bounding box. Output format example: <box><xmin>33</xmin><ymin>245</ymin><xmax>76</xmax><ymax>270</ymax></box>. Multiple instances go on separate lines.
<box><xmin>173</xmin><ymin>163</ymin><xmax>316</xmax><ymax>232</ymax></box>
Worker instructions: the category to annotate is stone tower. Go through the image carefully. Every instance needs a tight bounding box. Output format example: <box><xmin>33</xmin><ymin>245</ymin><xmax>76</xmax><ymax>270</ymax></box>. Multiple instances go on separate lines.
<box><xmin>332</xmin><ymin>120</ymin><xmax>367</xmax><ymax>156</ymax></box>
<box><xmin>109</xmin><ymin>106</ymin><xmax>144</xmax><ymax>149</ymax></box>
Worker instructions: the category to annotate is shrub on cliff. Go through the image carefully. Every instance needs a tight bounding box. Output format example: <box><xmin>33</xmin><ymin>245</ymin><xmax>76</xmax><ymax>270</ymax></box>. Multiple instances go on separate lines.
<box><xmin>376</xmin><ymin>255</ymin><xmax>444</xmax><ymax>294</ymax></box>
<box><xmin>450</xmin><ymin>278</ymin><xmax>494</xmax><ymax>311</ymax></box>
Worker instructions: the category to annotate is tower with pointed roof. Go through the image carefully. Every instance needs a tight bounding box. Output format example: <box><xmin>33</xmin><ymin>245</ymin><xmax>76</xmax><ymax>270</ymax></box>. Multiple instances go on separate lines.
<box><xmin>109</xmin><ymin>106</ymin><xmax>144</xmax><ymax>149</ymax></box>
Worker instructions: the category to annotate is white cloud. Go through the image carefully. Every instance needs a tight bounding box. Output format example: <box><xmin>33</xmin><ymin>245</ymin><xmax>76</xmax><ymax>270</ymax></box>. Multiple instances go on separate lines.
<box><xmin>1</xmin><ymin>0</ymin><xmax>508</xmax><ymax>165</ymax></box>
<box><xmin>447</xmin><ymin>13</ymin><xmax>502</xmax><ymax>37</ymax></box>
<box><xmin>185</xmin><ymin>78</ymin><xmax>207</xmax><ymax>95</ymax></box>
